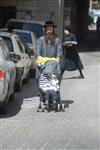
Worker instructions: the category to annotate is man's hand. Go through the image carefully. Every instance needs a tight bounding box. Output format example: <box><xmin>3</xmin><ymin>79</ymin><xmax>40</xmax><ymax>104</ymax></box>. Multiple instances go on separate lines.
<box><xmin>56</xmin><ymin>57</ymin><xmax>60</xmax><ymax>62</ymax></box>
<box><xmin>37</xmin><ymin>56</ymin><xmax>43</xmax><ymax>59</ymax></box>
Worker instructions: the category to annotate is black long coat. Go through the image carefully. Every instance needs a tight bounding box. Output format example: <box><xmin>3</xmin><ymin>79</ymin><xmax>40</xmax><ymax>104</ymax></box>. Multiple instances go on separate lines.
<box><xmin>62</xmin><ymin>46</ymin><xmax>84</xmax><ymax>71</ymax></box>
<box><xmin>60</xmin><ymin>33</ymin><xmax>84</xmax><ymax>71</ymax></box>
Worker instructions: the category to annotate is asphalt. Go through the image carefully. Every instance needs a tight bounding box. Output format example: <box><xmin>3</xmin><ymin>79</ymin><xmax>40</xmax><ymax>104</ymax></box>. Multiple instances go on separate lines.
<box><xmin>0</xmin><ymin>51</ymin><xmax>100</xmax><ymax>150</ymax></box>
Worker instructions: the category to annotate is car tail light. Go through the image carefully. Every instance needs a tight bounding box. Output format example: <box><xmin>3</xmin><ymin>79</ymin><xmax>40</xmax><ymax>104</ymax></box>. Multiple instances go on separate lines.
<box><xmin>0</xmin><ymin>71</ymin><xmax>5</xmax><ymax>80</ymax></box>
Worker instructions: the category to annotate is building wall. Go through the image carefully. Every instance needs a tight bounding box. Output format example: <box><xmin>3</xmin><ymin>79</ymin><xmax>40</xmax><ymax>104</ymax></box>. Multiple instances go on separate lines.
<box><xmin>0</xmin><ymin>0</ymin><xmax>64</xmax><ymax>38</ymax></box>
<box><xmin>16</xmin><ymin>0</ymin><xmax>64</xmax><ymax>37</ymax></box>
<box><xmin>89</xmin><ymin>0</ymin><xmax>100</xmax><ymax>11</ymax></box>
<box><xmin>0</xmin><ymin>0</ymin><xmax>16</xmax><ymax>6</ymax></box>
<box><xmin>0</xmin><ymin>0</ymin><xmax>91</xmax><ymax>39</ymax></box>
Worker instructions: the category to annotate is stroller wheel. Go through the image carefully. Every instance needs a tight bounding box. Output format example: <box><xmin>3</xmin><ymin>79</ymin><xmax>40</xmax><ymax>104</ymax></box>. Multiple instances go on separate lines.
<box><xmin>41</xmin><ymin>101</ymin><xmax>45</xmax><ymax>112</ymax></box>
<box><xmin>47</xmin><ymin>103</ymin><xmax>50</xmax><ymax>113</ymax></box>
<box><xmin>37</xmin><ymin>109</ymin><xmax>40</xmax><ymax>112</ymax></box>
<box><xmin>37</xmin><ymin>103</ymin><xmax>41</xmax><ymax>112</ymax></box>
<box><xmin>57</xmin><ymin>103</ymin><xmax>60</xmax><ymax>111</ymax></box>
<box><xmin>42</xmin><ymin>109</ymin><xmax>45</xmax><ymax>112</ymax></box>
<box><xmin>61</xmin><ymin>103</ymin><xmax>65</xmax><ymax>112</ymax></box>
<box><xmin>55</xmin><ymin>103</ymin><xmax>60</xmax><ymax>112</ymax></box>
<box><xmin>37</xmin><ymin>102</ymin><xmax>45</xmax><ymax>112</ymax></box>
<box><xmin>45</xmin><ymin>99</ymin><xmax>50</xmax><ymax>112</ymax></box>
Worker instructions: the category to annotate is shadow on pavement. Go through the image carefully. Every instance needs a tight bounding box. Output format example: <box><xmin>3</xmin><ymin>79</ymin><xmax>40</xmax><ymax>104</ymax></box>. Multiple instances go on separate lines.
<box><xmin>61</xmin><ymin>100</ymin><xmax>74</xmax><ymax>108</ymax></box>
<box><xmin>37</xmin><ymin>100</ymin><xmax>74</xmax><ymax>113</ymax></box>
<box><xmin>62</xmin><ymin>76</ymin><xmax>80</xmax><ymax>80</ymax></box>
<box><xmin>0</xmin><ymin>79</ymin><xmax>39</xmax><ymax>118</ymax></box>
<box><xmin>78</xmin><ymin>30</ymin><xmax>100</xmax><ymax>52</ymax></box>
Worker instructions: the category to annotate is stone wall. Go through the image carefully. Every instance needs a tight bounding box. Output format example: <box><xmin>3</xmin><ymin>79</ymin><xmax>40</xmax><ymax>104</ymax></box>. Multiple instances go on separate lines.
<box><xmin>0</xmin><ymin>0</ymin><xmax>64</xmax><ymax>37</ymax></box>
<box><xmin>0</xmin><ymin>0</ymin><xmax>16</xmax><ymax>6</ymax></box>
<box><xmin>16</xmin><ymin>0</ymin><xmax>64</xmax><ymax>37</ymax></box>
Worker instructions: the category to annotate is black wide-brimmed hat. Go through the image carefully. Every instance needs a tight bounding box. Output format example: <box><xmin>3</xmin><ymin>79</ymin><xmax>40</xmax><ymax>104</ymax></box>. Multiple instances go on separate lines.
<box><xmin>42</xmin><ymin>21</ymin><xmax>57</xmax><ymax>28</ymax></box>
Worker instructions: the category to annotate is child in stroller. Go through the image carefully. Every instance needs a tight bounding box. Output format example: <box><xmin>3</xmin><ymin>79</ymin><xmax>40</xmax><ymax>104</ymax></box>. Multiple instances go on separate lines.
<box><xmin>36</xmin><ymin>57</ymin><xmax>65</xmax><ymax>112</ymax></box>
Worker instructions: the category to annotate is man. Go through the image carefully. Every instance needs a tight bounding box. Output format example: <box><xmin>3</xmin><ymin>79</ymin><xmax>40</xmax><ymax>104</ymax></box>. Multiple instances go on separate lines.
<box><xmin>35</xmin><ymin>21</ymin><xmax>63</xmax><ymax>80</ymax></box>
<box><xmin>36</xmin><ymin>21</ymin><xmax>62</xmax><ymax>61</ymax></box>
<box><xmin>35</xmin><ymin>21</ymin><xmax>63</xmax><ymax>111</ymax></box>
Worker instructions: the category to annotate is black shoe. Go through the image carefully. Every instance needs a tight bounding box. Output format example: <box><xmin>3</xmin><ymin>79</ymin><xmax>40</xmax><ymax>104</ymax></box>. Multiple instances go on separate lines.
<box><xmin>37</xmin><ymin>92</ymin><xmax>40</xmax><ymax>96</ymax></box>
<box><xmin>79</xmin><ymin>74</ymin><xmax>84</xmax><ymax>79</ymax></box>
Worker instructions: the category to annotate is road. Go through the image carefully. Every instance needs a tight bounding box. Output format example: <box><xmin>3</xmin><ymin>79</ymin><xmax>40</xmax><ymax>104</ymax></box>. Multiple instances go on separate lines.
<box><xmin>0</xmin><ymin>52</ymin><xmax>100</xmax><ymax>150</ymax></box>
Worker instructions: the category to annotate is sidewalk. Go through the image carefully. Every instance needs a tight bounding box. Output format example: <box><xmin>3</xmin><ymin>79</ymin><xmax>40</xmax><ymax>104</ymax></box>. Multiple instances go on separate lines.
<box><xmin>60</xmin><ymin>51</ymin><xmax>100</xmax><ymax>149</ymax></box>
<box><xmin>0</xmin><ymin>52</ymin><xmax>100</xmax><ymax>150</ymax></box>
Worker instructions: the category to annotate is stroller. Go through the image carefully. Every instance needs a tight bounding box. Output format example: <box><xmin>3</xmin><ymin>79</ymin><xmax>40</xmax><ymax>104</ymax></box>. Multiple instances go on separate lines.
<box><xmin>36</xmin><ymin>57</ymin><xmax>65</xmax><ymax>112</ymax></box>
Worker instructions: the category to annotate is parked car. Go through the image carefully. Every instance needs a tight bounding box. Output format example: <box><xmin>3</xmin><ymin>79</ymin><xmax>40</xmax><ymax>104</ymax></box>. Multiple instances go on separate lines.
<box><xmin>0</xmin><ymin>32</ymin><xmax>31</xmax><ymax>91</ymax></box>
<box><xmin>89</xmin><ymin>11</ymin><xmax>100</xmax><ymax>24</ymax></box>
<box><xmin>5</xmin><ymin>18</ymin><xmax>44</xmax><ymax>38</ymax></box>
<box><xmin>0</xmin><ymin>37</ymin><xmax>16</xmax><ymax>113</ymax></box>
<box><xmin>12</xmin><ymin>29</ymin><xmax>36</xmax><ymax>45</ymax></box>
<box><xmin>12</xmin><ymin>29</ymin><xmax>37</xmax><ymax>78</ymax></box>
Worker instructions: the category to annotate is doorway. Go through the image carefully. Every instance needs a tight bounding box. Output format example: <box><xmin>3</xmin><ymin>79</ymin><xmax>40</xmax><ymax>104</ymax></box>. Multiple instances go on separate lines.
<box><xmin>0</xmin><ymin>7</ymin><xmax>16</xmax><ymax>28</ymax></box>
<box><xmin>63</xmin><ymin>0</ymin><xmax>100</xmax><ymax>51</ymax></box>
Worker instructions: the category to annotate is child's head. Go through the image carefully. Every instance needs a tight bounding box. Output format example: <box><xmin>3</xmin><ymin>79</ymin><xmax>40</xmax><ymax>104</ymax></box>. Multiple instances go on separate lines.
<box><xmin>64</xmin><ymin>26</ymin><xmax>72</xmax><ymax>35</ymax></box>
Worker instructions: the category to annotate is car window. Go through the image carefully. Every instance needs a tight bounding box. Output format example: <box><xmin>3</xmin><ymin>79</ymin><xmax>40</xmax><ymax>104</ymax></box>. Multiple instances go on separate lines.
<box><xmin>23</xmin><ymin>23</ymin><xmax>43</xmax><ymax>38</ymax></box>
<box><xmin>0</xmin><ymin>36</ymin><xmax>14</xmax><ymax>52</ymax></box>
<box><xmin>2</xmin><ymin>45</ymin><xmax>10</xmax><ymax>60</ymax></box>
<box><xmin>15</xmin><ymin>36</ymin><xmax>25</xmax><ymax>53</ymax></box>
<box><xmin>7</xmin><ymin>21</ymin><xmax>23</xmax><ymax>32</ymax></box>
<box><xmin>16</xmin><ymin>32</ymin><xmax>32</xmax><ymax>44</ymax></box>
<box><xmin>6</xmin><ymin>21</ymin><xmax>43</xmax><ymax>38</ymax></box>
<box><xmin>3</xmin><ymin>41</ymin><xmax>11</xmax><ymax>59</ymax></box>
<box><xmin>0</xmin><ymin>46</ymin><xmax>4</xmax><ymax>59</ymax></box>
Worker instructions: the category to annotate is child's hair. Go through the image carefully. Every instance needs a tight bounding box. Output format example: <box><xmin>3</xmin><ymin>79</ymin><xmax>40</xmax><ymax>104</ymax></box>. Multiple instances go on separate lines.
<box><xmin>64</xmin><ymin>26</ymin><xmax>72</xmax><ymax>33</ymax></box>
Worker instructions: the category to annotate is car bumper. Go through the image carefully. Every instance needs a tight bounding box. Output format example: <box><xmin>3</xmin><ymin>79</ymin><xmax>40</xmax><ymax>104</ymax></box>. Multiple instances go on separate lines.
<box><xmin>0</xmin><ymin>81</ymin><xmax>7</xmax><ymax>103</ymax></box>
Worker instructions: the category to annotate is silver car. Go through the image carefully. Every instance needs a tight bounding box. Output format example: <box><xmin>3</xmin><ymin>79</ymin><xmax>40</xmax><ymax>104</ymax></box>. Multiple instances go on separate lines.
<box><xmin>0</xmin><ymin>37</ymin><xmax>16</xmax><ymax>113</ymax></box>
<box><xmin>12</xmin><ymin>29</ymin><xmax>37</xmax><ymax>78</ymax></box>
<box><xmin>0</xmin><ymin>32</ymin><xmax>31</xmax><ymax>92</ymax></box>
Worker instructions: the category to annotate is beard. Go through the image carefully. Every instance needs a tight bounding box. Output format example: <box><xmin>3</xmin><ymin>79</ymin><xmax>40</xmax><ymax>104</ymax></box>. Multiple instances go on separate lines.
<box><xmin>45</xmin><ymin>33</ymin><xmax>56</xmax><ymax>45</ymax></box>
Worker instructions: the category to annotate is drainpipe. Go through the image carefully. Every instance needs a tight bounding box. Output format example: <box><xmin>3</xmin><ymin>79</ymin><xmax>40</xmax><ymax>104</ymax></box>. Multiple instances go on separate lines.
<box><xmin>58</xmin><ymin>0</ymin><xmax>64</xmax><ymax>39</ymax></box>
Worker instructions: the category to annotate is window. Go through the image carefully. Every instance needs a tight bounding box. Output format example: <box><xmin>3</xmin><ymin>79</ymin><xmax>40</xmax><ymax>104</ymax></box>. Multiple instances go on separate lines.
<box><xmin>2</xmin><ymin>45</ymin><xmax>10</xmax><ymax>60</ymax></box>
<box><xmin>0</xmin><ymin>36</ymin><xmax>13</xmax><ymax>52</ymax></box>
<box><xmin>6</xmin><ymin>20</ymin><xmax>43</xmax><ymax>38</ymax></box>
<box><xmin>0</xmin><ymin>46</ymin><xmax>3</xmax><ymax>59</ymax></box>
<box><xmin>16</xmin><ymin>32</ymin><xmax>32</xmax><ymax>44</ymax></box>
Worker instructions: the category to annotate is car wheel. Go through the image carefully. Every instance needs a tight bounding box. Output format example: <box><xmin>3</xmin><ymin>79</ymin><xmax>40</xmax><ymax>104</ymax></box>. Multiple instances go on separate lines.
<box><xmin>0</xmin><ymin>97</ymin><xmax>8</xmax><ymax>114</ymax></box>
<box><xmin>0</xmin><ymin>105</ymin><xmax>7</xmax><ymax>114</ymax></box>
<box><xmin>29</xmin><ymin>69</ymin><xmax>36</xmax><ymax>78</ymax></box>
<box><xmin>15</xmin><ymin>78</ymin><xmax>22</xmax><ymax>92</ymax></box>
<box><xmin>23</xmin><ymin>72</ymin><xmax>30</xmax><ymax>84</ymax></box>
<box><xmin>9</xmin><ymin>91</ymin><xmax>15</xmax><ymax>101</ymax></box>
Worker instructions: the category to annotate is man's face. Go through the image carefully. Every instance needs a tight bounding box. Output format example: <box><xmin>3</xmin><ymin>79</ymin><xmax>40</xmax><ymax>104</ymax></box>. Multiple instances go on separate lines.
<box><xmin>45</xmin><ymin>26</ymin><xmax>54</xmax><ymax>34</ymax></box>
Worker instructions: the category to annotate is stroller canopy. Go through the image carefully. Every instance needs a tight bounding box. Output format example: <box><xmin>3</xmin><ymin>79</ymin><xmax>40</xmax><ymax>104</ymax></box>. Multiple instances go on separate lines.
<box><xmin>42</xmin><ymin>60</ymin><xmax>61</xmax><ymax>77</ymax></box>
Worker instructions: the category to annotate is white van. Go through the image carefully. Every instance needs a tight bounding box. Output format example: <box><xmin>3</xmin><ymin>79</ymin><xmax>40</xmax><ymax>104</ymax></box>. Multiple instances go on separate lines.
<box><xmin>5</xmin><ymin>18</ymin><xmax>44</xmax><ymax>38</ymax></box>
<box><xmin>0</xmin><ymin>32</ymin><xmax>31</xmax><ymax>91</ymax></box>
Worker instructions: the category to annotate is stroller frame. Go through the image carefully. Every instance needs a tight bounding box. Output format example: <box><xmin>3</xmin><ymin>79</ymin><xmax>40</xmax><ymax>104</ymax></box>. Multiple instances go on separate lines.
<box><xmin>37</xmin><ymin>61</ymin><xmax>65</xmax><ymax>112</ymax></box>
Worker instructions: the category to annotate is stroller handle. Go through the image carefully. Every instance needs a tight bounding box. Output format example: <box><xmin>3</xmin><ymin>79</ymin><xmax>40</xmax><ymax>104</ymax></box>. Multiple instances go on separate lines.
<box><xmin>36</xmin><ymin>57</ymin><xmax>59</xmax><ymax>65</ymax></box>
